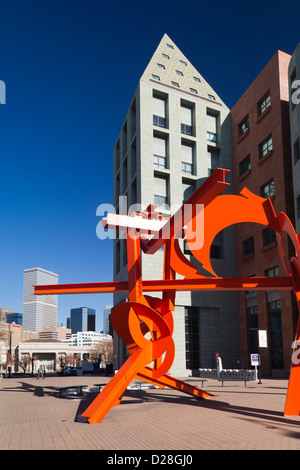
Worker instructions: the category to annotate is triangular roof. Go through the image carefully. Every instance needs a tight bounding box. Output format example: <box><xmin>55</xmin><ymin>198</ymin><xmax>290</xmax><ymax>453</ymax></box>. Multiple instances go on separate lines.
<box><xmin>140</xmin><ymin>33</ymin><xmax>226</xmax><ymax>106</ymax></box>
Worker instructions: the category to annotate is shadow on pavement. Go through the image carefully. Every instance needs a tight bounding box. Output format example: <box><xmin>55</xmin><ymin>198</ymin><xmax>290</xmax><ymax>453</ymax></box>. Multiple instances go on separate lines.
<box><xmin>75</xmin><ymin>387</ymin><xmax>300</xmax><ymax>429</ymax></box>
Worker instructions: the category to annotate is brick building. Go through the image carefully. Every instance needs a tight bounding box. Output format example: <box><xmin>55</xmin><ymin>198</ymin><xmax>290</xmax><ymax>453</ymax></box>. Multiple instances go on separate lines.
<box><xmin>231</xmin><ymin>50</ymin><xmax>298</xmax><ymax>377</ymax></box>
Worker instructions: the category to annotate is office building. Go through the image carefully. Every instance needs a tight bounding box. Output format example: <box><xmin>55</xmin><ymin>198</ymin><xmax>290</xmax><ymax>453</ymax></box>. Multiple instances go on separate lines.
<box><xmin>231</xmin><ymin>50</ymin><xmax>298</xmax><ymax>377</ymax></box>
<box><xmin>39</xmin><ymin>326</ymin><xmax>71</xmax><ymax>341</ymax></box>
<box><xmin>113</xmin><ymin>34</ymin><xmax>240</xmax><ymax>376</ymax></box>
<box><xmin>70</xmin><ymin>307</ymin><xmax>96</xmax><ymax>334</ymax></box>
<box><xmin>6</xmin><ymin>312</ymin><xmax>22</xmax><ymax>325</ymax></box>
<box><xmin>0</xmin><ymin>308</ymin><xmax>13</xmax><ymax>323</ymax></box>
<box><xmin>103</xmin><ymin>305</ymin><xmax>112</xmax><ymax>335</ymax></box>
<box><xmin>23</xmin><ymin>268</ymin><xmax>58</xmax><ymax>332</ymax></box>
<box><xmin>289</xmin><ymin>42</ymin><xmax>300</xmax><ymax>234</ymax></box>
<box><xmin>64</xmin><ymin>331</ymin><xmax>111</xmax><ymax>347</ymax></box>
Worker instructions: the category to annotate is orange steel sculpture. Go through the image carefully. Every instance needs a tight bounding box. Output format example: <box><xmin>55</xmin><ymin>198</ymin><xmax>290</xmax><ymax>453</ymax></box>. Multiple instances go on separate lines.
<box><xmin>34</xmin><ymin>169</ymin><xmax>300</xmax><ymax>422</ymax></box>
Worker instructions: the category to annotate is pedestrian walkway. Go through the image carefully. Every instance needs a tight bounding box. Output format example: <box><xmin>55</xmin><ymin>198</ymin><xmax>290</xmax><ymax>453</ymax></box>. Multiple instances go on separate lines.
<box><xmin>0</xmin><ymin>374</ymin><xmax>300</xmax><ymax>450</ymax></box>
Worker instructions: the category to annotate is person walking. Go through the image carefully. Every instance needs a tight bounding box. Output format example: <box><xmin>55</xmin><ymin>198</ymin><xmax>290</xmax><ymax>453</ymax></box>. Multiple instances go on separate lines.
<box><xmin>37</xmin><ymin>366</ymin><xmax>44</xmax><ymax>379</ymax></box>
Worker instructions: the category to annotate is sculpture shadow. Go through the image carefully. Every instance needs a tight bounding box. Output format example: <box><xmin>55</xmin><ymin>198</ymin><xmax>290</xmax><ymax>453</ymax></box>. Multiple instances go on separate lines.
<box><xmin>75</xmin><ymin>386</ymin><xmax>300</xmax><ymax>429</ymax></box>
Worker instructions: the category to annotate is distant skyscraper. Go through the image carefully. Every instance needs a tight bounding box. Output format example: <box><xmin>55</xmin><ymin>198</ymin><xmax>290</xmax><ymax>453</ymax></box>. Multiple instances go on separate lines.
<box><xmin>70</xmin><ymin>307</ymin><xmax>96</xmax><ymax>334</ymax></box>
<box><xmin>22</xmin><ymin>267</ymin><xmax>58</xmax><ymax>332</ymax></box>
<box><xmin>103</xmin><ymin>305</ymin><xmax>112</xmax><ymax>334</ymax></box>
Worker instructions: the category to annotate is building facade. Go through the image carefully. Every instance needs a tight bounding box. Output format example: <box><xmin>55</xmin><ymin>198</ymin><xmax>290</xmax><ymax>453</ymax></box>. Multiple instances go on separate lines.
<box><xmin>70</xmin><ymin>307</ymin><xmax>96</xmax><ymax>334</ymax></box>
<box><xmin>0</xmin><ymin>308</ymin><xmax>13</xmax><ymax>322</ymax></box>
<box><xmin>22</xmin><ymin>268</ymin><xmax>58</xmax><ymax>332</ymax></box>
<box><xmin>289</xmin><ymin>42</ymin><xmax>300</xmax><ymax>234</ymax></box>
<box><xmin>231</xmin><ymin>50</ymin><xmax>298</xmax><ymax>377</ymax></box>
<box><xmin>113</xmin><ymin>34</ymin><xmax>240</xmax><ymax>376</ymax></box>
<box><xmin>39</xmin><ymin>326</ymin><xmax>71</xmax><ymax>341</ymax></box>
<box><xmin>103</xmin><ymin>305</ymin><xmax>112</xmax><ymax>335</ymax></box>
<box><xmin>64</xmin><ymin>331</ymin><xmax>111</xmax><ymax>347</ymax></box>
<box><xmin>6</xmin><ymin>312</ymin><xmax>22</xmax><ymax>325</ymax></box>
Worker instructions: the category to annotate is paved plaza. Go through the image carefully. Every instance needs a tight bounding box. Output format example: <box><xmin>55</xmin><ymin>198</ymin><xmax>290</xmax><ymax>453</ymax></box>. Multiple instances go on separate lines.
<box><xmin>0</xmin><ymin>374</ymin><xmax>300</xmax><ymax>451</ymax></box>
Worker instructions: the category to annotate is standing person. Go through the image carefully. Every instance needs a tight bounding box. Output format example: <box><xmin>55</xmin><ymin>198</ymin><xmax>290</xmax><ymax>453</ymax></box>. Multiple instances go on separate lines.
<box><xmin>37</xmin><ymin>366</ymin><xmax>44</xmax><ymax>379</ymax></box>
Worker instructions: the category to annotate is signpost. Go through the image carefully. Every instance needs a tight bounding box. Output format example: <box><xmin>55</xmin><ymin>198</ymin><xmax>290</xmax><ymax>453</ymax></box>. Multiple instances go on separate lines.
<box><xmin>257</xmin><ymin>330</ymin><xmax>268</xmax><ymax>384</ymax></box>
<box><xmin>251</xmin><ymin>353</ymin><xmax>260</xmax><ymax>381</ymax></box>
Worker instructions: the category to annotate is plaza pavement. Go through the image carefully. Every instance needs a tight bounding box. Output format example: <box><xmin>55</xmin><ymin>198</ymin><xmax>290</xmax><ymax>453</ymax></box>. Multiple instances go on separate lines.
<box><xmin>0</xmin><ymin>373</ymin><xmax>300</xmax><ymax>451</ymax></box>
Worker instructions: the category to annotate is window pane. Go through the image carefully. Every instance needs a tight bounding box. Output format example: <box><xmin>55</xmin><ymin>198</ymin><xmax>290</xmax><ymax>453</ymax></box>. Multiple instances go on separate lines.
<box><xmin>239</xmin><ymin>155</ymin><xmax>251</xmax><ymax>175</ymax></box>
<box><xmin>243</xmin><ymin>236</ymin><xmax>254</xmax><ymax>256</ymax></box>
<box><xmin>259</xmin><ymin>135</ymin><xmax>273</xmax><ymax>158</ymax></box>
<box><xmin>181</xmin><ymin>143</ymin><xmax>193</xmax><ymax>163</ymax></box>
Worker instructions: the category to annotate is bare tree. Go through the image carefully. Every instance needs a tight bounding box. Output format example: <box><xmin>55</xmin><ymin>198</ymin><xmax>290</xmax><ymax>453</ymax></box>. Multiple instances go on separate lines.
<box><xmin>0</xmin><ymin>339</ymin><xmax>6</xmax><ymax>380</ymax></box>
<box><xmin>18</xmin><ymin>353</ymin><xmax>31</xmax><ymax>374</ymax></box>
<box><xmin>90</xmin><ymin>340</ymin><xmax>113</xmax><ymax>368</ymax></box>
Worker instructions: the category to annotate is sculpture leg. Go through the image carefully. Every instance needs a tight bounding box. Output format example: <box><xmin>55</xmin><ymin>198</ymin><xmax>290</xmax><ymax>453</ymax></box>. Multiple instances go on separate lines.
<box><xmin>136</xmin><ymin>367</ymin><xmax>215</xmax><ymax>399</ymax></box>
<box><xmin>82</xmin><ymin>347</ymin><xmax>149</xmax><ymax>423</ymax></box>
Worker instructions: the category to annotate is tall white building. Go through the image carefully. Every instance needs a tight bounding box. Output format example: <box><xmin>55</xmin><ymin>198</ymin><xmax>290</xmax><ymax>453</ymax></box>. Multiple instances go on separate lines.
<box><xmin>113</xmin><ymin>34</ymin><xmax>240</xmax><ymax>376</ymax></box>
<box><xmin>23</xmin><ymin>267</ymin><xmax>58</xmax><ymax>332</ymax></box>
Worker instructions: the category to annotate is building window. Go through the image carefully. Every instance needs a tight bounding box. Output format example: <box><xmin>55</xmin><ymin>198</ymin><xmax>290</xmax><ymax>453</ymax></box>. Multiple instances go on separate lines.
<box><xmin>176</xmin><ymin>70</ymin><xmax>183</xmax><ymax>76</ymax></box>
<box><xmin>153</xmin><ymin>135</ymin><xmax>167</xmax><ymax>169</ymax></box>
<box><xmin>297</xmin><ymin>195</ymin><xmax>300</xmax><ymax>219</ymax></box>
<box><xmin>261</xmin><ymin>179</ymin><xmax>275</xmax><ymax>198</ymax></box>
<box><xmin>208</xmin><ymin>94</ymin><xmax>216</xmax><ymax>100</ymax></box>
<box><xmin>259</xmin><ymin>135</ymin><xmax>273</xmax><ymax>159</ymax></box>
<box><xmin>208</xmin><ymin>148</ymin><xmax>220</xmax><ymax>175</ymax></box>
<box><xmin>206</xmin><ymin>111</ymin><xmax>218</xmax><ymax>143</ymax></box>
<box><xmin>185</xmin><ymin>307</ymin><xmax>200</xmax><ymax>370</ymax></box>
<box><xmin>171</xmin><ymin>81</ymin><xmax>179</xmax><ymax>87</ymax></box>
<box><xmin>162</xmin><ymin>53</ymin><xmax>169</xmax><ymax>59</ymax></box>
<box><xmin>157</xmin><ymin>63</ymin><xmax>165</xmax><ymax>69</ymax></box>
<box><xmin>190</xmin><ymin>88</ymin><xmax>198</xmax><ymax>94</ymax></box>
<box><xmin>181</xmin><ymin>103</ymin><xmax>193</xmax><ymax>135</ymax></box>
<box><xmin>151</xmin><ymin>74</ymin><xmax>160</xmax><ymax>81</ymax></box>
<box><xmin>180</xmin><ymin>59</ymin><xmax>187</xmax><ymax>66</ymax></box>
<box><xmin>268</xmin><ymin>299</ymin><xmax>284</xmax><ymax>370</ymax></box>
<box><xmin>153</xmin><ymin>94</ymin><xmax>167</xmax><ymax>128</ymax></box>
<box><xmin>239</xmin><ymin>154</ymin><xmax>251</xmax><ymax>176</ymax></box>
<box><xmin>243</xmin><ymin>236</ymin><xmax>254</xmax><ymax>256</ymax></box>
<box><xmin>210</xmin><ymin>231</ymin><xmax>223</xmax><ymax>259</ymax></box>
<box><xmin>265</xmin><ymin>266</ymin><xmax>279</xmax><ymax>277</ymax></box>
<box><xmin>262</xmin><ymin>228</ymin><xmax>276</xmax><ymax>247</ymax></box>
<box><xmin>193</xmin><ymin>76</ymin><xmax>201</xmax><ymax>82</ymax></box>
<box><xmin>294</xmin><ymin>138</ymin><xmax>300</xmax><ymax>164</ymax></box>
<box><xmin>257</xmin><ymin>91</ymin><xmax>271</xmax><ymax>115</ymax></box>
<box><xmin>247</xmin><ymin>305</ymin><xmax>258</xmax><ymax>355</ymax></box>
<box><xmin>238</xmin><ymin>115</ymin><xmax>249</xmax><ymax>137</ymax></box>
<box><xmin>182</xmin><ymin>180</ymin><xmax>196</xmax><ymax>202</ymax></box>
<box><xmin>154</xmin><ymin>175</ymin><xmax>168</xmax><ymax>208</ymax></box>
<box><xmin>166</xmin><ymin>43</ymin><xmax>174</xmax><ymax>49</ymax></box>
<box><xmin>181</xmin><ymin>142</ymin><xmax>194</xmax><ymax>175</ymax></box>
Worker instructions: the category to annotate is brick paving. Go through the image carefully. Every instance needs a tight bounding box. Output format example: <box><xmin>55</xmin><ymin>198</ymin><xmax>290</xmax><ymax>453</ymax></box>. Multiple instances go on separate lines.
<box><xmin>1</xmin><ymin>374</ymin><xmax>300</xmax><ymax>450</ymax></box>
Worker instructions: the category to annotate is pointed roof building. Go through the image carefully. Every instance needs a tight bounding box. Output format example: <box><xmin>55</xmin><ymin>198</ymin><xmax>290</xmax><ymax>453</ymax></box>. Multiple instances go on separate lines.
<box><xmin>112</xmin><ymin>34</ymin><xmax>239</xmax><ymax>376</ymax></box>
<box><xmin>140</xmin><ymin>34</ymin><xmax>225</xmax><ymax>106</ymax></box>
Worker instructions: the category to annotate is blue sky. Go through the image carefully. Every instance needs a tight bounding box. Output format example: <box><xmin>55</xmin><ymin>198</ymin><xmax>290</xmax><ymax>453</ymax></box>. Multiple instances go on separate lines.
<box><xmin>0</xmin><ymin>0</ymin><xmax>299</xmax><ymax>332</ymax></box>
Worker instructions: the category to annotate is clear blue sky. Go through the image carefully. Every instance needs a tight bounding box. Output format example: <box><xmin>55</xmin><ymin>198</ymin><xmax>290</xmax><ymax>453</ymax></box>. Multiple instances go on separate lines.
<box><xmin>0</xmin><ymin>0</ymin><xmax>299</xmax><ymax>332</ymax></box>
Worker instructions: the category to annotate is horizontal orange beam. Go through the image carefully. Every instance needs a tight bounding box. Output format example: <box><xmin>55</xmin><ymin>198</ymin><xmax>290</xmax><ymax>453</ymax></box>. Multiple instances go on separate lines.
<box><xmin>33</xmin><ymin>276</ymin><xmax>294</xmax><ymax>295</ymax></box>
